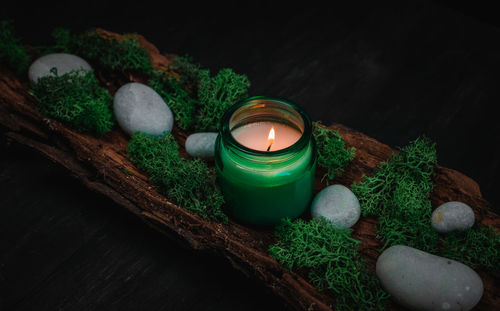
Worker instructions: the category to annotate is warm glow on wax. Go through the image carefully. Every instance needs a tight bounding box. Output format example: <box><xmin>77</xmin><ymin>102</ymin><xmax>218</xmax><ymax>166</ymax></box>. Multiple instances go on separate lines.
<box><xmin>231</xmin><ymin>121</ymin><xmax>302</xmax><ymax>152</ymax></box>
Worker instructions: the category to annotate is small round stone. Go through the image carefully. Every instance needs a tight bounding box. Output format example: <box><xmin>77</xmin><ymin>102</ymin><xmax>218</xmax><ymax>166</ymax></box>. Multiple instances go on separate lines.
<box><xmin>113</xmin><ymin>82</ymin><xmax>173</xmax><ymax>136</ymax></box>
<box><xmin>185</xmin><ymin>132</ymin><xmax>218</xmax><ymax>159</ymax></box>
<box><xmin>431</xmin><ymin>201</ymin><xmax>475</xmax><ymax>233</ymax></box>
<box><xmin>376</xmin><ymin>245</ymin><xmax>483</xmax><ymax>311</ymax></box>
<box><xmin>310</xmin><ymin>184</ymin><xmax>360</xmax><ymax>228</ymax></box>
<box><xmin>28</xmin><ymin>53</ymin><xmax>92</xmax><ymax>83</ymax></box>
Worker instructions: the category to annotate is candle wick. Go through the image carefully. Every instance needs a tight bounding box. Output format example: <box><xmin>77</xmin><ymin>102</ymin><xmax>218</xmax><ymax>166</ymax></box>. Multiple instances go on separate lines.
<box><xmin>267</xmin><ymin>144</ymin><xmax>272</xmax><ymax>152</ymax></box>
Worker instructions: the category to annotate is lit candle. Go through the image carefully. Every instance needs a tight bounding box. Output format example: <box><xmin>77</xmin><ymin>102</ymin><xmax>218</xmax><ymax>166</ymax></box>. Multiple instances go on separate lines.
<box><xmin>215</xmin><ymin>96</ymin><xmax>317</xmax><ymax>225</ymax></box>
<box><xmin>231</xmin><ymin>122</ymin><xmax>301</xmax><ymax>152</ymax></box>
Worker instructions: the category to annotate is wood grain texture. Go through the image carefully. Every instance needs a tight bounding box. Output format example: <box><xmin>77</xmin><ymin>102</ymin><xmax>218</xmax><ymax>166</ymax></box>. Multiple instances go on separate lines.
<box><xmin>0</xmin><ymin>30</ymin><xmax>498</xmax><ymax>311</ymax></box>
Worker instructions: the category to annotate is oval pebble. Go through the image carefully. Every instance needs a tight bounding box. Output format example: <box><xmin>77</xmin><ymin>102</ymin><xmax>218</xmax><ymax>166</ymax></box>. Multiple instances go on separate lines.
<box><xmin>28</xmin><ymin>53</ymin><xmax>92</xmax><ymax>83</ymax></box>
<box><xmin>113</xmin><ymin>82</ymin><xmax>173</xmax><ymax>136</ymax></box>
<box><xmin>432</xmin><ymin>201</ymin><xmax>475</xmax><ymax>233</ymax></box>
<box><xmin>376</xmin><ymin>245</ymin><xmax>483</xmax><ymax>311</ymax></box>
<box><xmin>185</xmin><ymin>132</ymin><xmax>218</xmax><ymax>159</ymax></box>
<box><xmin>310</xmin><ymin>184</ymin><xmax>360</xmax><ymax>228</ymax></box>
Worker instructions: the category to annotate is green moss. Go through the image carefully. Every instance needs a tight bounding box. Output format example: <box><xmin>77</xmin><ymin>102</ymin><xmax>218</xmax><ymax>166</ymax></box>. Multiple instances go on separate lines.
<box><xmin>127</xmin><ymin>132</ymin><xmax>227</xmax><ymax>222</ymax></box>
<box><xmin>196</xmin><ymin>68</ymin><xmax>250</xmax><ymax>131</ymax></box>
<box><xmin>442</xmin><ymin>224</ymin><xmax>500</xmax><ymax>271</ymax></box>
<box><xmin>351</xmin><ymin>137</ymin><xmax>441</xmax><ymax>253</ymax></box>
<box><xmin>0</xmin><ymin>20</ymin><xmax>30</xmax><ymax>75</ymax></box>
<box><xmin>352</xmin><ymin>136</ymin><xmax>437</xmax><ymax>217</ymax></box>
<box><xmin>41</xmin><ymin>28</ymin><xmax>153</xmax><ymax>74</ymax></box>
<box><xmin>313</xmin><ymin>122</ymin><xmax>355</xmax><ymax>181</ymax></box>
<box><xmin>351</xmin><ymin>136</ymin><xmax>500</xmax><ymax>271</ymax></box>
<box><xmin>31</xmin><ymin>68</ymin><xmax>113</xmax><ymax>135</ymax></box>
<box><xmin>42</xmin><ymin>28</ymin><xmax>73</xmax><ymax>54</ymax></box>
<box><xmin>147</xmin><ymin>56</ymin><xmax>203</xmax><ymax>131</ymax></box>
<box><xmin>269</xmin><ymin>218</ymin><xmax>389</xmax><ymax>311</ymax></box>
<box><xmin>148</xmin><ymin>69</ymin><xmax>197</xmax><ymax>131</ymax></box>
<box><xmin>149</xmin><ymin>57</ymin><xmax>250</xmax><ymax>132</ymax></box>
<box><xmin>170</xmin><ymin>55</ymin><xmax>203</xmax><ymax>90</ymax></box>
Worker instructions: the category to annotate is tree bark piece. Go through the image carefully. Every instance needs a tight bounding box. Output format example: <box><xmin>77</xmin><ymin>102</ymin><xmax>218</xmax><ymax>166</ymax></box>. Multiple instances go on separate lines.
<box><xmin>0</xmin><ymin>30</ymin><xmax>498</xmax><ymax>311</ymax></box>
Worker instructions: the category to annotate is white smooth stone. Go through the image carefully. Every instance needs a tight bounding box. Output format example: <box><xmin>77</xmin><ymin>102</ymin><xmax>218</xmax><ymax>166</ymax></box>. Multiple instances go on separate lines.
<box><xmin>376</xmin><ymin>245</ymin><xmax>483</xmax><ymax>311</ymax></box>
<box><xmin>113</xmin><ymin>82</ymin><xmax>174</xmax><ymax>136</ymax></box>
<box><xmin>28</xmin><ymin>53</ymin><xmax>92</xmax><ymax>83</ymax></box>
<box><xmin>432</xmin><ymin>201</ymin><xmax>475</xmax><ymax>233</ymax></box>
<box><xmin>185</xmin><ymin>132</ymin><xmax>218</xmax><ymax>159</ymax></box>
<box><xmin>310</xmin><ymin>184</ymin><xmax>361</xmax><ymax>228</ymax></box>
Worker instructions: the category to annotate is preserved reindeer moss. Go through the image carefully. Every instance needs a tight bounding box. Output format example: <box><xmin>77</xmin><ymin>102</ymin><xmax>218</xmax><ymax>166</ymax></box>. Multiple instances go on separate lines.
<box><xmin>31</xmin><ymin>69</ymin><xmax>113</xmax><ymax>135</ymax></box>
<box><xmin>149</xmin><ymin>56</ymin><xmax>250</xmax><ymax>132</ymax></box>
<box><xmin>352</xmin><ymin>136</ymin><xmax>437</xmax><ymax>218</ymax></box>
<box><xmin>170</xmin><ymin>55</ymin><xmax>203</xmax><ymax>90</ymax></box>
<box><xmin>41</xmin><ymin>28</ymin><xmax>153</xmax><ymax>74</ymax></box>
<box><xmin>0</xmin><ymin>20</ymin><xmax>30</xmax><ymax>75</ymax></box>
<box><xmin>196</xmin><ymin>68</ymin><xmax>250</xmax><ymax>131</ymax></box>
<box><xmin>37</xmin><ymin>28</ymin><xmax>250</xmax><ymax>133</ymax></box>
<box><xmin>127</xmin><ymin>132</ymin><xmax>227</xmax><ymax>222</ymax></box>
<box><xmin>441</xmin><ymin>224</ymin><xmax>500</xmax><ymax>271</ymax></box>
<box><xmin>351</xmin><ymin>137</ymin><xmax>443</xmax><ymax>253</ymax></box>
<box><xmin>313</xmin><ymin>122</ymin><xmax>355</xmax><ymax>181</ymax></box>
<box><xmin>352</xmin><ymin>136</ymin><xmax>500</xmax><ymax>271</ymax></box>
<box><xmin>269</xmin><ymin>218</ymin><xmax>389</xmax><ymax>311</ymax></box>
<box><xmin>148</xmin><ymin>69</ymin><xmax>197</xmax><ymax>131</ymax></box>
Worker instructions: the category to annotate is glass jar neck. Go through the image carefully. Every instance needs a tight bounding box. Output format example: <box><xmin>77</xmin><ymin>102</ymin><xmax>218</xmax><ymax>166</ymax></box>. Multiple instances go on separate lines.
<box><xmin>219</xmin><ymin>96</ymin><xmax>312</xmax><ymax>162</ymax></box>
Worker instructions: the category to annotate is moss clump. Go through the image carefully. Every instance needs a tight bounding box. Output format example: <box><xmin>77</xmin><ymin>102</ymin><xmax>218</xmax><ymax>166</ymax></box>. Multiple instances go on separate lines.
<box><xmin>149</xmin><ymin>56</ymin><xmax>250</xmax><ymax>132</ymax></box>
<box><xmin>170</xmin><ymin>55</ymin><xmax>203</xmax><ymax>90</ymax></box>
<box><xmin>195</xmin><ymin>68</ymin><xmax>250</xmax><ymax>131</ymax></box>
<box><xmin>148</xmin><ymin>69</ymin><xmax>197</xmax><ymax>131</ymax></box>
<box><xmin>31</xmin><ymin>68</ymin><xmax>113</xmax><ymax>135</ymax></box>
<box><xmin>313</xmin><ymin>122</ymin><xmax>356</xmax><ymax>181</ymax></box>
<box><xmin>351</xmin><ymin>137</ymin><xmax>441</xmax><ymax>253</ymax></box>
<box><xmin>352</xmin><ymin>136</ymin><xmax>500</xmax><ymax>271</ymax></box>
<box><xmin>41</xmin><ymin>28</ymin><xmax>153</xmax><ymax>74</ymax></box>
<box><xmin>127</xmin><ymin>132</ymin><xmax>227</xmax><ymax>222</ymax></box>
<box><xmin>269</xmin><ymin>218</ymin><xmax>389</xmax><ymax>311</ymax></box>
<box><xmin>0</xmin><ymin>20</ymin><xmax>30</xmax><ymax>75</ymax></box>
<box><xmin>352</xmin><ymin>136</ymin><xmax>437</xmax><ymax>217</ymax></box>
<box><xmin>442</xmin><ymin>224</ymin><xmax>500</xmax><ymax>271</ymax></box>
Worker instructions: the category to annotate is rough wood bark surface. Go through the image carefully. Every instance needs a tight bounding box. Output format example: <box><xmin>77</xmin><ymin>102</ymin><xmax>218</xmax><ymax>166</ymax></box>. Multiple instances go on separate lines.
<box><xmin>0</xmin><ymin>30</ymin><xmax>498</xmax><ymax>311</ymax></box>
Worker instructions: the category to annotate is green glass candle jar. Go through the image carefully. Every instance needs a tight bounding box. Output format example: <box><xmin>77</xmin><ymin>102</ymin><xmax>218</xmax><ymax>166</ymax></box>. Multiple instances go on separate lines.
<box><xmin>215</xmin><ymin>96</ymin><xmax>317</xmax><ymax>225</ymax></box>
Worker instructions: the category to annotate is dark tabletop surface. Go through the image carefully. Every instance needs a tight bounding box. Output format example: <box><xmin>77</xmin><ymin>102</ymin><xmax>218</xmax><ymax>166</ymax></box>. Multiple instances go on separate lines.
<box><xmin>1</xmin><ymin>1</ymin><xmax>499</xmax><ymax>310</ymax></box>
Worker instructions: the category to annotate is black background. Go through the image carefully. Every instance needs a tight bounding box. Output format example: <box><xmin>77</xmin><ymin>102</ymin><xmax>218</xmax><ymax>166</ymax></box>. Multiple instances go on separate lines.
<box><xmin>1</xmin><ymin>1</ymin><xmax>499</xmax><ymax>310</ymax></box>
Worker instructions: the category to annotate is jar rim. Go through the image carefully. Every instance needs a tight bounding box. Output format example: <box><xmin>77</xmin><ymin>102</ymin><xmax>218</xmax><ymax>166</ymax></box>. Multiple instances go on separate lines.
<box><xmin>219</xmin><ymin>96</ymin><xmax>312</xmax><ymax>156</ymax></box>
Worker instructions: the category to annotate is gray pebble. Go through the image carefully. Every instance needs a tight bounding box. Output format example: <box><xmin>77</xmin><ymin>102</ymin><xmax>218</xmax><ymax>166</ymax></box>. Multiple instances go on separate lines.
<box><xmin>185</xmin><ymin>132</ymin><xmax>218</xmax><ymax>159</ymax></box>
<box><xmin>28</xmin><ymin>53</ymin><xmax>92</xmax><ymax>83</ymax></box>
<box><xmin>376</xmin><ymin>245</ymin><xmax>483</xmax><ymax>311</ymax></box>
<box><xmin>432</xmin><ymin>201</ymin><xmax>475</xmax><ymax>233</ymax></box>
<box><xmin>310</xmin><ymin>184</ymin><xmax>360</xmax><ymax>228</ymax></box>
<box><xmin>113</xmin><ymin>82</ymin><xmax>173</xmax><ymax>136</ymax></box>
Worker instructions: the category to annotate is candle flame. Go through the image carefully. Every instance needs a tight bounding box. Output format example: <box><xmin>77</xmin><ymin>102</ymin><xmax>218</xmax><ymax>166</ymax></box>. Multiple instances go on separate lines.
<box><xmin>267</xmin><ymin>127</ymin><xmax>275</xmax><ymax>151</ymax></box>
<box><xmin>268</xmin><ymin>126</ymin><xmax>275</xmax><ymax>144</ymax></box>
